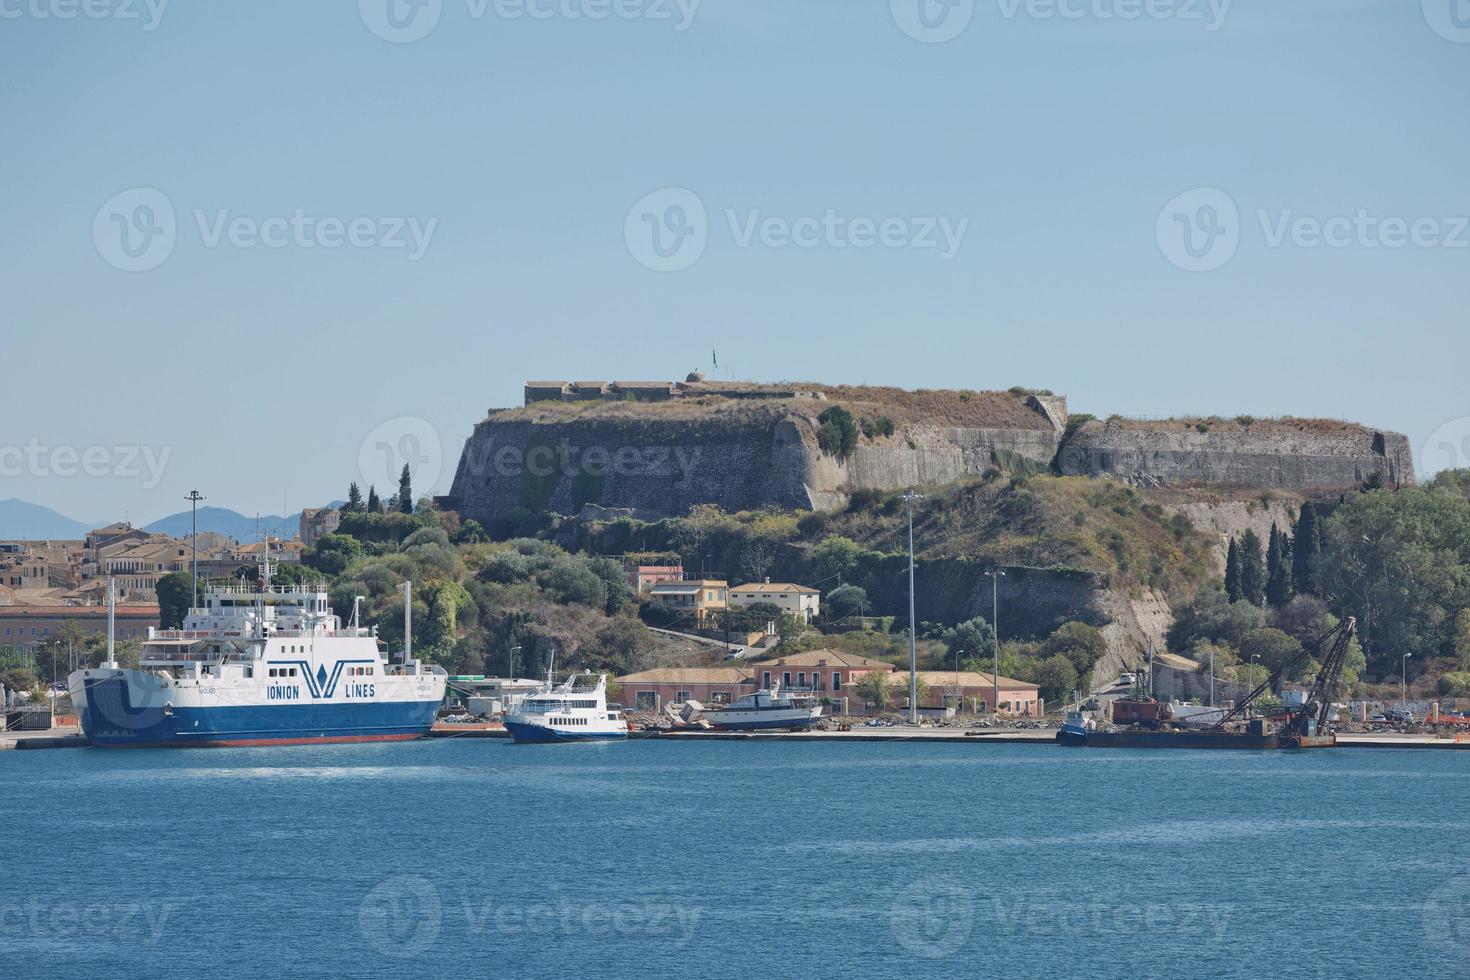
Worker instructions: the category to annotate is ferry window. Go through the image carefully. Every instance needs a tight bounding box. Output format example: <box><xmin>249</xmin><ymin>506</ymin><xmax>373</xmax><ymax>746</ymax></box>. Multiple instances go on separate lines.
<box><xmin>268</xmin><ymin>668</ymin><xmax>276</xmax><ymax>677</ymax></box>
<box><xmin>244</xmin><ymin>667</ymin><xmax>253</xmax><ymax>678</ymax></box>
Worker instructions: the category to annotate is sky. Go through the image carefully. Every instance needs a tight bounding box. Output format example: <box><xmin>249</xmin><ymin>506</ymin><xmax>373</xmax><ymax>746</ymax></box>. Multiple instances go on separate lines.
<box><xmin>2</xmin><ymin>0</ymin><xmax>1467</xmax><ymax>524</ymax></box>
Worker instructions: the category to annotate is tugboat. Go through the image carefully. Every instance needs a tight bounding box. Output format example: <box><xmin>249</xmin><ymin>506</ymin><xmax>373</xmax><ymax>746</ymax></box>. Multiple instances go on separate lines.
<box><xmin>700</xmin><ymin>682</ymin><xmax>823</xmax><ymax>732</ymax></box>
<box><xmin>502</xmin><ymin>673</ymin><xmax>629</xmax><ymax>744</ymax></box>
<box><xmin>68</xmin><ymin>562</ymin><xmax>446</xmax><ymax>748</ymax></box>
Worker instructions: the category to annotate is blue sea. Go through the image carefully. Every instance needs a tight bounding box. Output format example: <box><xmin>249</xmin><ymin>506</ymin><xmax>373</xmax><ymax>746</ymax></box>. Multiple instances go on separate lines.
<box><xmin>2</xmin><ymin>740</ymin><xmax>1466</xmax><ymax>979</ymax></box>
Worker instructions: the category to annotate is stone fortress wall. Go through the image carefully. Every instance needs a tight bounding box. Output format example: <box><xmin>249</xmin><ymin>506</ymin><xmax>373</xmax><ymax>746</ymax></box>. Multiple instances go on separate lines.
<box><xmin>444</xmin><ymin>378</ymin><xmax>1414</xmax><ymax>524</ymax></box>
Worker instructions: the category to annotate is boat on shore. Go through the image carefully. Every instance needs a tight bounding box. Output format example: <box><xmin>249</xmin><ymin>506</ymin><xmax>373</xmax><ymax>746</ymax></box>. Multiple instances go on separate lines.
<box><xmin>699</xmin><ymin>683</ymin><xmax>823</xmax><ymax>732</ymax></box>
<box><xmin>502</xmin><ymin>673</ymin><xmax>629</xmax><ymax>744</ymax></box>
<box><xmin>68</xmin><ymin>565</ymin><xmax>445</xmax><ymax>748</ymax></box>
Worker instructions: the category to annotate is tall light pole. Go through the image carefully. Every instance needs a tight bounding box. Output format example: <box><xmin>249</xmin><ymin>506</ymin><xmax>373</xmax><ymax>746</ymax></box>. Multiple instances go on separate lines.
<box><xmin>185</xmin><ymin>490</ymin><xmax>205</xmax><ymax>608</ymax></box>
<box><xmin>1209</xmin><ymin>647</ymin><xmax>1214</xmax><ymax>708</ymax></box>
<box><xmin>1402</xmin><ymin>652</ymin><xmax>1413</xmax><ymax>704</ymax></box>
<box><xmin>985</xmin><ymin>569</ymin><xmax>1005</xmax><ymax>716</ymax></box>
<box><xmin>902</xmin><ymin>491</ymin><xmax>923</xmax><ymax>726</ymax></box>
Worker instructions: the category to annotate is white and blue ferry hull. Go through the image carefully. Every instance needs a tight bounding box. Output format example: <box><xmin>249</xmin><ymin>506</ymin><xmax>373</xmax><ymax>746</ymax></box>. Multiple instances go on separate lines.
<box><xmin>71</xmin><ymin>670</ymin><xmax>443</xmax><ymax>748</ymax></box>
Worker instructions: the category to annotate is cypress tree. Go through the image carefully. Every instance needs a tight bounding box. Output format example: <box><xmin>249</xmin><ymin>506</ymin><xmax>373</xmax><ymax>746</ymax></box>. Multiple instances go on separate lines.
<box><xmin>1240</xmin><ymin>529</ymin><xmax>1266</xmax><ymax>606</ymax></box>
<box><xmin>367</xmin><ymin>485</ymin><xmax>382</xmax><ymax>514</ymax></box>
<box><xmin>398</xmin><ymin>464</ymin><xmax>414</xmax><ymax>514</ymax></box>
<box><xmin>346</xmin><ymin>482</ymin><xmax>364</xmax><ymax>513</ymax></box>
<box><xmin>1292</xmin><ymin>503</ymin><xmax>1322</xmax><ymax>595</ymax></box>
<box><xmin>1225</xmin><ymin>537</ymin><xmax>1243</xmax><ymax>603</ymax></box>
<box><xmin>1266</xmin><ymin>523</ymin><xmax>1292</xmax><ymax>607</ymax></box>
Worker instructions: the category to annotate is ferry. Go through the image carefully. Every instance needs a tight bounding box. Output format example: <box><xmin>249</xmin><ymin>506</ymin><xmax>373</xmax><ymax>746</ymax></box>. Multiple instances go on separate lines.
<box><xmin>502</xmin><ymin>672</ymin><xmax>629</xmax><ymax>744</ymax></box>
<box><xmin>68</xmin><ymin>563</ymin><xmax>446</xmax><ymax>748</ymax></box>
<box><xmin>701</xmin><ymin>683</ymin><xmax>823</xmax><ymax>732</ymax></box>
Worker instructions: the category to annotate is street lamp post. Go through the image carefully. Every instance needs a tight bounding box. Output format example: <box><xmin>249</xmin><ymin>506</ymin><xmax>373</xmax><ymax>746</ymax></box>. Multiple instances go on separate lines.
<box><xmin>985</xmin><ymin>569</ymin><xmax>1005</xmax><ymax>716</ymax></box>
<box><xmin>185</xmin><ymin>490</ymin><xmax>205</xmax><ymax>608</ymax></box>
<box><xmin>902</xmin><ymin>491</ymin><xmax>924</xmax><ymax>726</ymax></box>
<box><xmin>1402</xmin><ymin>652</ymin><xmax>1413</xmax><ymax>704</ymax></box>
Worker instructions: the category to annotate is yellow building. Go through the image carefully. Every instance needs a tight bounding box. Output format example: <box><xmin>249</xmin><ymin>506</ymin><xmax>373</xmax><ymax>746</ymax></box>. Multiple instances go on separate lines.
<box><xmin>649</xmin><ymin>579</ymin><xmax>728</xmax><ymax>628</ymax></box>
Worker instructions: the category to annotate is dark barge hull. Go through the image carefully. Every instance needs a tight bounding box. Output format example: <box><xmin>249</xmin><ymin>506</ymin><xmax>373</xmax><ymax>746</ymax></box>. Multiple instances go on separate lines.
<box><xmin>1057</xmin><ymin>729</ymin><xmax>1337</xmax><ymax>750</ymax></box>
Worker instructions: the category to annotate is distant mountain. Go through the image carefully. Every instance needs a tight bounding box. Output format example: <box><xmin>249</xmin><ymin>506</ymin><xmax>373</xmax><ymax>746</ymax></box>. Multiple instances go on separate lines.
<box><xmin>144</xmin><ymin>503</ymin><xmax>345</xmax><ymax>542</ymax></box>
<box><xmin>0</xmin><ymin>499</ymin><xmax>344</xmax><ymax>542</ymax></box>
<box><xmin>0</xmin><ymin>499</ymin><xmax>99</xmax><ymax>539</ymax></box>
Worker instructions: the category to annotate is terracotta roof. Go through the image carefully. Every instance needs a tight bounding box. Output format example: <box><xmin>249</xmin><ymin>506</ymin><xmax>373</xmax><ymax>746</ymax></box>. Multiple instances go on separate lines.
<box><xmin>616</xmin><ymin>667</ymin><xmax>753</xmax><ymax>684</ymax></box>
<box><xmin>911</xmin><ymin>670</ymin><xmax>1036</xmax><ymax>691</ymax></box>
<box><xmin>751</xmin><ymin>649</ymin><xmax>895</xmax><ymax>670</ymax></box>
<box><xmin>731</xmin><ymin>583</ymin><xmax>820</xmax><ymax>595</ymax></box>
<box><xmin>0</xmin><ymin>604</ymin><xmax>160</xmax><ymax>617</ymax></box>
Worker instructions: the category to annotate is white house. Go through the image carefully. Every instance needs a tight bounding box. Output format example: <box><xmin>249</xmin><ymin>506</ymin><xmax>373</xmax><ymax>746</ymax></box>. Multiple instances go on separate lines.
<box><xmin>729</xmin><ymin>581</ymin><xmax>821</xmax><ymax>623</ymax></box>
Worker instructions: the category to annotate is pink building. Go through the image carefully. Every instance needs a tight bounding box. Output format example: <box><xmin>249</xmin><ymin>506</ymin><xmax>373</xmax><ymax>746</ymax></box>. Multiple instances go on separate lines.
<box><xmin>627</xmin><ymin>564</ymin><xmax>686</xmax><ymax>595</ymax></box>
<box><xmin>749</xmin><ymin>650</ymin><xmax>894</xmax><ymax>701</ymax></box>
<box><xmin>616</xmin><ymin>666</ymin><xmax>755</xmax><ymax>711</ymax></box>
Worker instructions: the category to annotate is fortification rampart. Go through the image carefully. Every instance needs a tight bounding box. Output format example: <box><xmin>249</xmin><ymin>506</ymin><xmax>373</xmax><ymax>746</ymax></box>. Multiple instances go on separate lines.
<box><xmin>1057</xmin><ymin>418</ymin><xmax>1414</xmax><ymax>491</ymax></box>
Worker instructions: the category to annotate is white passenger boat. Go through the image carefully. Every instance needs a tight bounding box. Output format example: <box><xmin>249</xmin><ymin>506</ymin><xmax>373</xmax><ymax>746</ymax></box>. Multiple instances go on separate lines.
<box><xmin>502</xmin><ymin>672</ymin><xmax>629</xmax><ymax>743</ymax></box>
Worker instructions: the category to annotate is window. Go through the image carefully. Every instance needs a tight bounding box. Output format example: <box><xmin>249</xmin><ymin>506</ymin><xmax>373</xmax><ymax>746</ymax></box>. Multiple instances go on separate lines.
<box><xmin>833</xmin><ymin>672</ymin><xmax>842</xmax><ymax>691</ymax></box>
<box><xmin>782</xmin><ymin>672</ymin><xmax>792</xmax><ymax>687</ymax></box>
<box><xmin>797</xmin><ymin>672</ymin><xmax>806</xmax><ymax>688</ymax></box>
<box><xmin>762</xmin><ymin>672</ymin><xmax>772</xmax><ymax>688</ymax></box>
<box><xmin>676</xmin><ymin>691</ymin><xmax>691</xmax><ymax>702</ymax></box>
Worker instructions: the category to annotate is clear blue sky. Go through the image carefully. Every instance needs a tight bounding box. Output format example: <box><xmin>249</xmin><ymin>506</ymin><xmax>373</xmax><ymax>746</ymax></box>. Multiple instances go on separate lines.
<box><xmin>2</xmin><ymin>0</ymin><xmax>1467</xmax><ymax>524</ymax></box>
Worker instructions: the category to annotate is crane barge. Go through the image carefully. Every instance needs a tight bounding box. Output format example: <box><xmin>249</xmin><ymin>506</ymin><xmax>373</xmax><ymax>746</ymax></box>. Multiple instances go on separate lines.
<box><xmin>1057</xmin><ymin>618</ymin><xmax>1356</xmax><ymax>750</ymax></box>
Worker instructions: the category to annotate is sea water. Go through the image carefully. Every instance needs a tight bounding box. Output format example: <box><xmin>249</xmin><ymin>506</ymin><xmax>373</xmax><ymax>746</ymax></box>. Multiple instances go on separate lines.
<box><xmin>2</xmin><ymin>740</ymin><xmax>1466</xmax><ymax>979</ymax></box>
